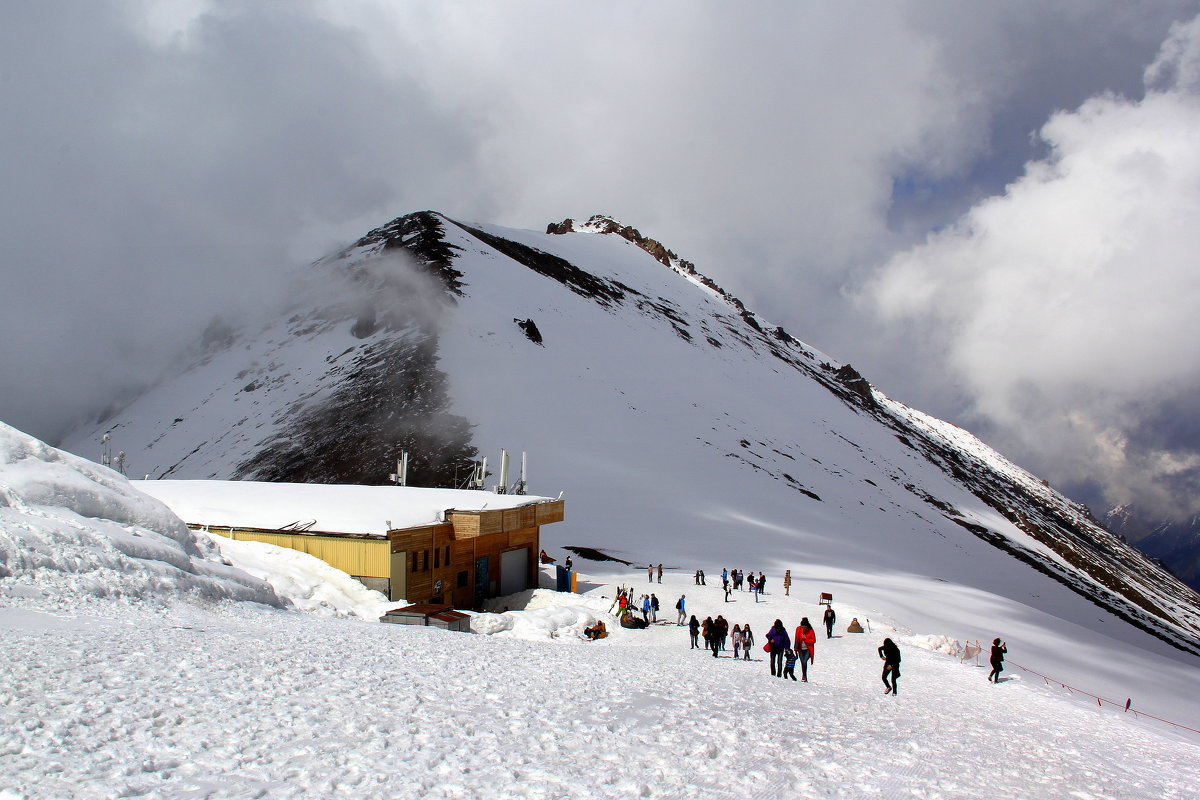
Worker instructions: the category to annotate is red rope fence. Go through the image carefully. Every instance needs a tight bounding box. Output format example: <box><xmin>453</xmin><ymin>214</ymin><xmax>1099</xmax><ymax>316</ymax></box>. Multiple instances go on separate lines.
<box><xmin>960</xmin><ymin>640</ymin><xmax>1200</xmax><ymax>738</ymax></box>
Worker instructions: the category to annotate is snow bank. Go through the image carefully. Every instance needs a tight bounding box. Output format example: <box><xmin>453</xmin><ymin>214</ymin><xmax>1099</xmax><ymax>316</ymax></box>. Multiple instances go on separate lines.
<box><xmin>202</xmin><ymin>532</ymin><xmax>392</xmax><ymax>619</ymax></box>
<box><xmin>0</xmin><ymin>422</ymin><xmax>278</xmax><ymax>607</ymax></box>
<box><xmin>473</xmin><ymin>588</ymin><xmax>616</xmax><ymax>640</ymax></box>
<box><xmin>903</xmin><ymin>633</ymin><xmax>965</xmax><ymax>657</ymax></box>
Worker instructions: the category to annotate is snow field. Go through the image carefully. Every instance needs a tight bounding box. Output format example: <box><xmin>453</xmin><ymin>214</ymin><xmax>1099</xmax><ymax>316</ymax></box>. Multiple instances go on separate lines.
<box><xmin>4</xmin><ymin>567</ymin><xmax>1197</xmax><ymax>799</ymax></box>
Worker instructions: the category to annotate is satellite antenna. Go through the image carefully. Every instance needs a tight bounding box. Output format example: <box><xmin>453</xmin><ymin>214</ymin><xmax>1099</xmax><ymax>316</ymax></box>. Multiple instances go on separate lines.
<box><xmin>495</xmin><ymin>449</ymin><xmax>509</xmax><ymax>494</ymax></box>
<box><xmin>389</xmin><ymin>451</ymin><xmax>409</xmax><ymax>487</ymax></box>
<box><xmin>114</xmin><ymin>451</ymin><xmax>126</xmax><ymax>476</ymax></box>
<box><xmin>468</xmin><ymin>456</ymin><xmax>487</xmax><ymax>490</ymax></box>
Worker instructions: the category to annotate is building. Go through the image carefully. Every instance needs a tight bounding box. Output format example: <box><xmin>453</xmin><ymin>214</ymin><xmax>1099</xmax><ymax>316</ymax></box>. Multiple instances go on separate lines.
<box><xmin>133</xmin><ymin>480</ymin><xmax>564</xmax><ymax>609</ymax></box>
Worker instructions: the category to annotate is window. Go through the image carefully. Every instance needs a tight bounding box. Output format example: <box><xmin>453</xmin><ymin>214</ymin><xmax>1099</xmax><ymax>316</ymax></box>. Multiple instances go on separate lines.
<box><xmin>457</xmin><ymin>570</ymin><xmax>468</xmax><ymax>588</ymax></box>
<box><xmin>434</xmin><ymin>548</ymin><xmax>440</xmax><ymax>569</ymax></box>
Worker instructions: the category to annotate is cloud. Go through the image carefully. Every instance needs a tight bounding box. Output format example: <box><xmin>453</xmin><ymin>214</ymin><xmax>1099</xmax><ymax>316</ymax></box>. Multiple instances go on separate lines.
<box><xmin>1</xmin><ymin>0</ymin><xmax>1197</xmax><ymax>509</ymax></box>
<box><xmin>862</xmin><ymin>14</ymin><xmax>1200</xmax><ymax>517</ymax></box>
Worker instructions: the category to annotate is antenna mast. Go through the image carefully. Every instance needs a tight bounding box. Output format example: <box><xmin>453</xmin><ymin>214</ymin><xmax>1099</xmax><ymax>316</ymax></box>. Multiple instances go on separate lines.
<box><xmin>495</xmin><ymin>449</ymin><xmax>509</xmax><ymax>494</ymax></box>
<box><xmin>389</xmin><ymin>451</ymin><xmax>410</xmax><ymax>487</ymax></box>
<box><xmin>513</xmin><ymin>451</ymin><xmax>528</xmax><ymax>495</ymax></box>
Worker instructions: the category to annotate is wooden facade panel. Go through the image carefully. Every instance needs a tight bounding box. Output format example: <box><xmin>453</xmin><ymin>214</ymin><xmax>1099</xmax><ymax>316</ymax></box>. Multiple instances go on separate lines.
<box><xmin>508</xmin><ymin>527</ymin><xmax>538</xmax><ymax>547</ymax></box>
<box><xmin>535</xmin><ymin>500</ymin><xmax>565</xmax><ymax>525</ymax></box>
<box><xmin>476</xmin><ymin>511</ymin><xmax>504</xmax><ymax>536</ymax></box>
<box><xmin>389</xmin><ymin>523</ymin><xmax>452</xmax><ymax>552</ymax></box>
<box><xmin>446</xmin><ymin>514</ymin><xmax>480</xmax><ymax>538</ymax></box>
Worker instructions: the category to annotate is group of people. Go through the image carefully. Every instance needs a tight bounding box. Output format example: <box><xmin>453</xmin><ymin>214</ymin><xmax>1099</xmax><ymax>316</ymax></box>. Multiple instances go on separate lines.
<box><xmin>611</xmin><ymin>589</ymin><xmax>663</xmax><ymax>624</ymax></box>
<box><xmin>688</xmin><ymin>614</ymin><xmax>757</xmax><ymax>659</ymax></box>
<box><xmin>718</xmin><ymin>568</ymin><xmax>768</xmax><ymax>601</ymax></box>
<box><xmin>763</xmin><ymin>617</ymin><xmax>818</xmax><ymax>681</ymax></box>
<box><xmin>601</xmin><ymin>566</ymin><xmax>1011</xmax><ymax>696</ymax></box>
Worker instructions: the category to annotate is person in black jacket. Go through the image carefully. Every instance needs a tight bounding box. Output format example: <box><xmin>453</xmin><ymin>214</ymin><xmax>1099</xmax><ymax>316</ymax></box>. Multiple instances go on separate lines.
<box><xmin>878</xmin><ymin>638</ymin><xmax>901</xmax><ymax>695</ymax></box>
<box><xmin>688</xmin><ymin>615</ymin><xmax>700</xmax><ymax>649</ymax></box>
<box><xmin>822</xmin><ymin>605</ymin><xmax>836</xmax><ymax>639</ymax></box>
<box><xmin>988</xmin><ymin>638</ymin><xmax>1008</xmax><ymax>683</ymax></box>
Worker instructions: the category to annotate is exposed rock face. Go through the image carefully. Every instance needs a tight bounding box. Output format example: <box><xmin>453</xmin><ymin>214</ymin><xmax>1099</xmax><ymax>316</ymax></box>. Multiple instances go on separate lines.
<box><xmin>1108</xmin><ymin>505</ymin><xmax>1200</xmax><ymax>592</ymax></box>
<box><xmin>515</xmin><ymin>318</ymin><xmax>543</xmax><ymax>346</ymax></box>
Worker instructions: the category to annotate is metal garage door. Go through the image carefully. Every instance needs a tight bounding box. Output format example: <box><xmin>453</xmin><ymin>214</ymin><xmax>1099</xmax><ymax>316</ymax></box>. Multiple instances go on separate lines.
<box><xmin>499</xmin><ymin>547</ymin><xmax>529</xmax><ymax>596</ymax></box>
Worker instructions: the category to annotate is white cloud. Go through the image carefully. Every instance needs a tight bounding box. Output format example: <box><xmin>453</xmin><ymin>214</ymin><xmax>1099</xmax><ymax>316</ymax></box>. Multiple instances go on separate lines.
<box><xmin>863</xmin><ymin>15</ymin><xmax>1200</xmax><ymax>516</ymax></box>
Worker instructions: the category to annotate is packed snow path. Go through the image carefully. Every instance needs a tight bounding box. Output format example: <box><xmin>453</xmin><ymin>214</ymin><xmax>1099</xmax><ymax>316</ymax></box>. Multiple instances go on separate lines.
<box><xmin>3</xmin><ymin>570</ymin><xmax>1198</xmax><ymax>800</ymax></box>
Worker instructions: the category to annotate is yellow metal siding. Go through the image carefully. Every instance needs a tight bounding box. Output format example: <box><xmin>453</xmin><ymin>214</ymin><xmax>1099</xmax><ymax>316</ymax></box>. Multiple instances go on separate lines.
<box><xmin>228</xmin><ymin>530</ymin><xmax>390</xmax><ymax>578</ymax></box>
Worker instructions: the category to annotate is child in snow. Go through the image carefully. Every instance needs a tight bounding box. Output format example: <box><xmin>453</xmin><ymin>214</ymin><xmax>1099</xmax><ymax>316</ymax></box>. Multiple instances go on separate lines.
<box><xmin>782</xmin><ymin>649</ymin><xmax>798</xmax><ymax>681</ymax></box>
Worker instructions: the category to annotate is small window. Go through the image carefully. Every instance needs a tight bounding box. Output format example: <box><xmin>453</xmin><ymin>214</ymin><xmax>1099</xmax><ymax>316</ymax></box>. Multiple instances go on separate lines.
<box><xmin>412</xmin><ymin>551</ymin><xmax>418</xmax><ymax>572</ymax></box>
<box><xmin>422</xmin><ymin>550</ymin><xmax>428</xmax><ymax>571</ymax></box>
<box><xmin>457</xmin><ymin>570</ymin><xmax>468</xmax><ymax>588</ymax></box>
<box><xmin>434</xmin><ymin>548</ymin><xmax>441</xmax><ymax>569</ymax></box>
<box><xmin>444</xmin><ymin>545</ymin><xmax>451</xmax><ymax>565</ymax></box>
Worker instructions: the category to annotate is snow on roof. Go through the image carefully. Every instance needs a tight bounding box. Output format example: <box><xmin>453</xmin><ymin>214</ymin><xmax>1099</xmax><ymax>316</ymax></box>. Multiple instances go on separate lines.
<box><xmin>132</xmin><ymin>480</ymin><xmax>554</xmax><ymax>536</ymax></box>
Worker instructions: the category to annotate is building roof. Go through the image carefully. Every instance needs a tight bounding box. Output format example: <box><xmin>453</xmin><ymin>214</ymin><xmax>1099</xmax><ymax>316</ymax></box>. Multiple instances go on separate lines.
<box><xmin>132</xmin><ymin>480</ymin><xmax>554</xmax><ymax>537</ymax></box>
<box><xmin>384</xmin><ymin>603</ymin><xmax>471</xmax><ymax>623</ymax></box>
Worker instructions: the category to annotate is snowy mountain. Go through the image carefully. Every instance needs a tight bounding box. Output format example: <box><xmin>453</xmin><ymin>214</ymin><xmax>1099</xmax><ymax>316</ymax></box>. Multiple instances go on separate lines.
<box><xmin>1107</xmin><ymin>504</ymin><xmax>1200</xmax><ymax>592</ymax></box>
<box><xmin>59</xmin><ymin>211</ymin><xmax>1200</xmax><ymax>669</ymax></box>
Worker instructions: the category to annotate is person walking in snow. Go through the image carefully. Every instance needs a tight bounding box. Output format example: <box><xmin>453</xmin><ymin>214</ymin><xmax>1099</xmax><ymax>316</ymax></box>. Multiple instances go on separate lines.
<box><xmin>988</xmin><ymin>638</ymin><xmax>1008</xmax><ymax>683</ymax></box>
<box><xmin>689</xmin><ymin>615</ymin><xmax>701</xmax><ymax>649</ymax></box>
<box><xmin>751</xmin><ymin>578</ymin><xmax>760</xmax><ymax>603</ymax></box>
<box><xmin>714</xmin><ymin>615</ymin><xmax>729</xmax><ymax>656</ymax></box>
<box><xmin>879</xmin><ymin>638</ymin><xmax>901</xmax><ymax>696</ymax></box>
<box><xmin>741</xmin><ymin>624</ymin><xmax>754</xmax><ymax>659</ymax></box>
<box><xmin>676</xmin><ymin>594</ymin><xmax>687</xmax><ymax>625</ymax></box>
<box><xmin>724</xmin><ymin>579</ymin><xmax>732</xmax><ymax>603</ymax></box>
<box><xmin>650</xmin><ymin>593</ymin><xmax>659</xmax><ymax>623</ymax></box>
<box><xmin>565</xmin><ymin>555</ymin><xmax>573</xmax><ymax>571</ymax></box>
<box><xmin>823</xmin><ymin>605</ymin><xmax>836</xmax><ymax>639</ymax></box>
<box><xmin>759</xmin><ymin>573</ymin><xmax>767</xmax><ymax>594</ymax></box>
<box><xmin>782</xmin><ymin>649</ymin><xmax>798</xmax><ymax>681</ymax></box>
<box><xmin>701</xmin><ymin>616</ymin><xmax>713</xmax><ymax>651</ymax></box>
<box><xmin>657</xmin><ymin>563</ymin><xmax>663</xmax><ymax>583</ymax></box>
<box><xmin>731</xmin><ymin>624</ymin><xmax>744</xmax><ymax>659</ymax></box>
<box><xmin>695</xmin><ymin>569</ymin><xmax>702</xmax><ymax>585</ymax></box>
<box><xmin>766</xmin><ymin>619</ymin><xmax>791</xmax><ymax>677</ymax></box>
<box><xmin>721</xmin><ymin>567</ymin><xmax>729</xmax><ymax>585</ymax></box>
<box><xmin>699</xmin><ymin>569</ymin><xmax>706</xmax><ymax>586</ymax></box>
<box><xmin>794</xmin><ymin>617</ymin><xmax>816</xmax><ymax>682</ymax></box>
<box><xmin>641</xmin><ymin>594</ymin><xmax>651</xmax><ymax>623</ymax></box>
<box><xmin>648</xmin><ymin>564</ymin><xmax>654</xmax><ymax>582</ymax></box>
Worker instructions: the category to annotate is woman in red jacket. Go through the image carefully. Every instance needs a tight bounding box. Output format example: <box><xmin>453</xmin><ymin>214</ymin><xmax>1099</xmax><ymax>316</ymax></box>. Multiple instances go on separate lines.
<box><xmin>794</xmin><ymin>617</ymin><xmax>817</xmax><ymax>681</ymax></box>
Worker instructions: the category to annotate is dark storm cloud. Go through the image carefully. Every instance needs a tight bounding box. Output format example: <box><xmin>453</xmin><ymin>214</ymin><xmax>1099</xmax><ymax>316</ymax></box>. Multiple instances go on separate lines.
<box><xmin>0</xmin><ymin>1</ymin><xmax>475</xmax><ymax>440</ymax></box>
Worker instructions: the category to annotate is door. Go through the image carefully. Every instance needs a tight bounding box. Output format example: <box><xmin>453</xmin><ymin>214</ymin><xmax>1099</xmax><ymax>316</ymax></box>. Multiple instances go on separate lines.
<box><xmin>500</xmin><ymin>547</ymin><xmax>530</xmax><ymax>596</ymax></box>
<box><xmin>390</xmin><ymin>550</ymin><xmax>408</xmax><ymax>602</ymax></box>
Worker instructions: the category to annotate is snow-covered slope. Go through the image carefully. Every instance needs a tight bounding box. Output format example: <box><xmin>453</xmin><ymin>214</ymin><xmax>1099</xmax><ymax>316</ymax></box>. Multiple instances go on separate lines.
<box><xmin>0</xmin><ymin>422</ymin><xmax>278</xmax><ymax>607</ymax></box>
<box><xmin>58</xmin><ymin>212</ymin><xmax>1200</xmax><ymax>706</ymax></box>
<box><xmin>3</xmin><ymin>420</ymin><xmax>1199</xmax><ymax>796</ymax></box>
